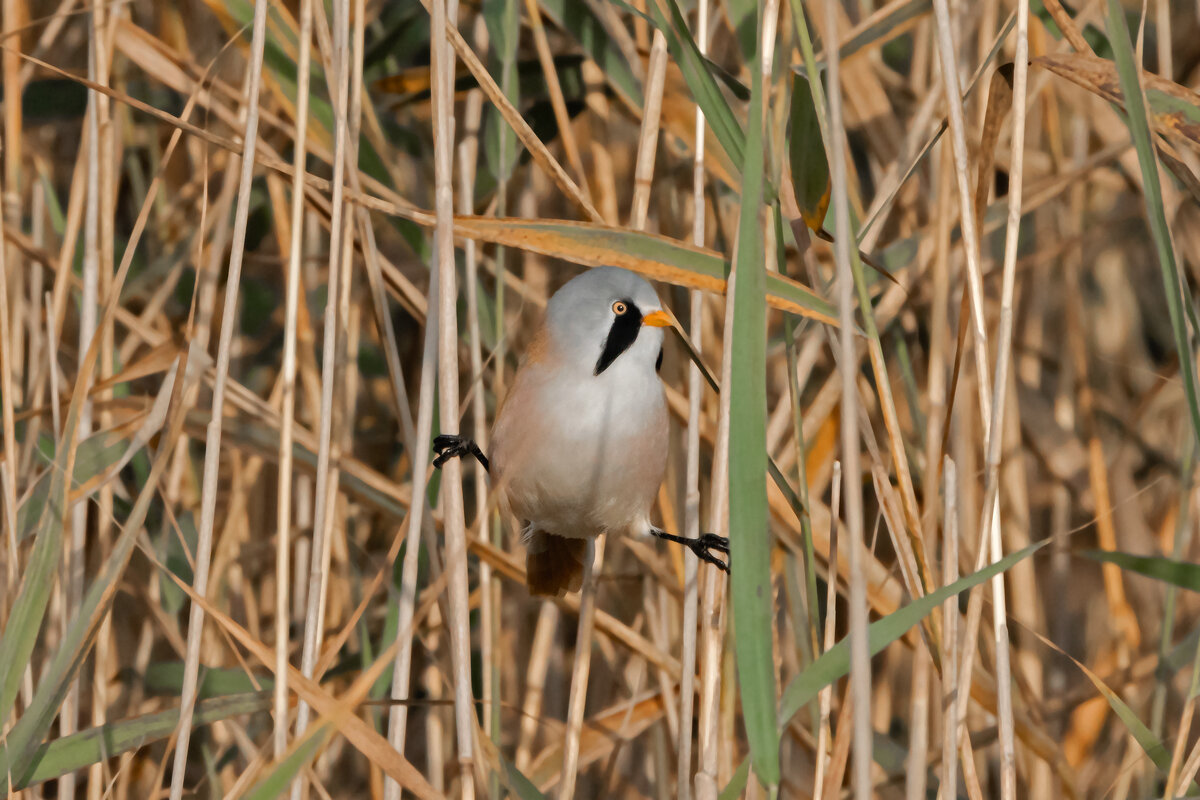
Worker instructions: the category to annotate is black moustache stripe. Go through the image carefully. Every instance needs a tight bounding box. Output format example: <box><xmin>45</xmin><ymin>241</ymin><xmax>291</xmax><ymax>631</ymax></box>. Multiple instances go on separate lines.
<box><xmin>594</xmin><ymin>300</ymin><xmax>642</xmax><ymax>375</ymax></box>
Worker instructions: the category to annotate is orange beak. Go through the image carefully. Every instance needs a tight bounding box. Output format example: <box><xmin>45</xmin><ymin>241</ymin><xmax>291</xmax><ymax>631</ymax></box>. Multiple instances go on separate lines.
<box><xmin>642</xmin><ymin>309</ymin><xmax>673</xmax><ymax>328</ymax></box>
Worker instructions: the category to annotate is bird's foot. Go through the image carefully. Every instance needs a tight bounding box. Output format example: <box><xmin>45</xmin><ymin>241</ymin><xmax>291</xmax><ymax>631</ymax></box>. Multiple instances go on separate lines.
<box><xmin>431</xmin><ymin>434</ymin><xmax>491</xmax><ymax>473</ymax></box>
<box><xmin>650</xmin><ymin>528</ymin><xmax>730</xmax><ymax>572</ymax></box>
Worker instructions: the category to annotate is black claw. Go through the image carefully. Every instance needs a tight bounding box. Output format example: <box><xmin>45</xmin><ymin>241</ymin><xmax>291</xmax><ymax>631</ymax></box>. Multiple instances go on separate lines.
<box><xmin>696</xmin><ymin>551</ymin><xmax>730</xmax><ymax>572</ymax></box>
<box><xmin>697</xmin><ymin>533</ymin><xmax>730</xmax><ymax>554</ymax></box>
<box><xmin>431</xmin><ymin>434</ymin><xmax>491</xmax><ymax>473</ymax></box>
<box><xmin>651</xmin><ymin>528</ymin><xmax>731</xmax><ymax>573</ymax></box>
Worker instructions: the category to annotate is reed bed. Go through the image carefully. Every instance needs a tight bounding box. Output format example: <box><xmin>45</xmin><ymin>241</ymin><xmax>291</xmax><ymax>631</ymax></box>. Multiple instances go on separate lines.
<box><xmin>3</xmin><ymin>0</ymin><xmax>1200</xmax><ymax>798</ymax></box>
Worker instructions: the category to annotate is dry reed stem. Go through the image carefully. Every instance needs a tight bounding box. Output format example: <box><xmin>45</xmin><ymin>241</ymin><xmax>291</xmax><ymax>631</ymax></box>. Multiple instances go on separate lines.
<box><xmin>929</xmin><ymin>0</ymin><xmax>1017</xmax><ymax>790</ymax></box>
<box><xmin>90</xmin><ymin>9</ymin><xmax>117</xmax><ymax>793</ymax></box>
<box><xmin>694</xmin><ymin>255</ymin><xmax>732</xmax><ymax>800</ymax></box>
<box><xmin>678</xmin><ymin>1</ymin><xmax>710</xmax><ymax>796</ymax></box>
<box><xmin>292</xmin><ymin>1</ymin><xmax>353</xmax><ymax>784</ymax></box>
<box><xmin>458</xmin><ymin>48</ymin><xmax>496</xmax><ymax>771</ymax></box>
<box><xmin>559</xmin><ymin>538</ymin><xmax>603</xmax><ymax>800</ymax></box>
<box><xmin>166</xmin><ymin>2</ymin><xmax>271</xmax><ymax>797</ymax></box>
<box><xmin>812</xmin><ymin>460</ymin><xmax>841</xmax><ymax>800</ymax></box>
<box><xmin>274</xmin><ymin>0</ymin><xmax>313</xmax><ymax>761</ymax></box>
<box><xmin>429</xmin><ymin>0</ymin><xmax>475</xmax><ymax>796</ymax></box>
<box><xmin>630</xmin><ymin>30</ymin><xmax>669</xmax><ymax>229</ymax></box>
<box><xmin>941</xmin><ymin>457</ymin><xmax>960</xmax><ymax>800</ymax></box>
<box><xmin>822</xmin><ymin>682</ymin><xmax>856</xmax><ymax>798</ymax></box>
<box><xmin>515</xmin><ymin>601</ymin><xmax>559</xmax><ymax>771</ymax></box>
<box><xmin>975</xmin><ymin>4</ymin><xmax>1031</xmax><ymax>798</ymax></box>
<box><xmin>58</xmin><ymin>14</ymin><xmax>103</xmax><ymax>798</ymax></box>
<box><xmin>0</xmin><ymin>0</ymin><xmax>20</xmax><ymax>576</ymax></box>
<box><xmin>822</xmin><ymin>0</ymin><xmax>872</xmax><ymax>796</ymax></box>
<box><xmin>0</xmin><ymin>226</ymin><xmax>15</xmax><ymax>608</ymax></box>
<box><xmin>931</xmin><ymin>0</ymin><xmax>993</xmax><ymax>423</ymax></box>
<box><xmin>1176</xmin><ymin>726</ymin><xmax>1200</xmax><ymax>791</ymax></box>
<box><xmin>383</xmin><ymin>257</ymin><xmax>440</xmax><ymax>789</ymax></box>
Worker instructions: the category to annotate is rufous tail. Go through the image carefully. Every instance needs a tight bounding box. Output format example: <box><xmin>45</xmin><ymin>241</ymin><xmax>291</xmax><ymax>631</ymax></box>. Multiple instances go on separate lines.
<box><xmin>524</xmin><ymin>531</ymin><xmax>587</xmax><ymax>597</ymax></box>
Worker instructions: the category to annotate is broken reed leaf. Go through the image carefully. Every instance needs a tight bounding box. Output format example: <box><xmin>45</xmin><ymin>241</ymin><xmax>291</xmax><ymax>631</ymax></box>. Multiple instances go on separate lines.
<box><xmin>1036</xmin><ymin>52</ymin><xmax>1200</xmax><ymax>154</ymax></box>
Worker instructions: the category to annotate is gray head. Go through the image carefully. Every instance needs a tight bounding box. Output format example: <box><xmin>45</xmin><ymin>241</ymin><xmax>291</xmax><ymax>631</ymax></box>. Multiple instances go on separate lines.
<box><xmin>545</xmin><ymin>267</ymin><xmax>670</xmax><ymax>377</ymax></box>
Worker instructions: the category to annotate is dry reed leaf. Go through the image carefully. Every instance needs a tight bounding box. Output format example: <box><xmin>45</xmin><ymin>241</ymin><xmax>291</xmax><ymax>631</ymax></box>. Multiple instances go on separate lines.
<box><xmin>448</xmin><ymin>215</ymin><xmax>839</xmax><ymax>324</ymax></box>
<box><xmin>1036</xmin><ymin>52</ymin><xmax>1200</xmax><ymax>153</ymax></box>
<box><xmin>92</xmin><ymin>341</ymin><xmax>184</xmax><ymax>394</ymax></box>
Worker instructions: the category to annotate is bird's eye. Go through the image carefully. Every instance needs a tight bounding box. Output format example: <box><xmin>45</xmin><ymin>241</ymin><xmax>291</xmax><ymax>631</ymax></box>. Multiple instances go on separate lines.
<box><xmin>612</xmin><ymin>301</ymin><xmax>628</xmax><ymax>315</ymax></box>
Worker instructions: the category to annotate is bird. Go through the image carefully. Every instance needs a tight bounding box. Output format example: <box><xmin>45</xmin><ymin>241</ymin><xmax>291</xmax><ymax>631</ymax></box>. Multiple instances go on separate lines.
<box><xmin>433</xmin><ymin>266</ymin><xmax>730</xmax><ymax>597</ymax></box>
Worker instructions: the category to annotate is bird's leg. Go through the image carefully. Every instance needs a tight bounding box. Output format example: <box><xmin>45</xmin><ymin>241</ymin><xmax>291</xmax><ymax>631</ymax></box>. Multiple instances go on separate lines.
<box><xmin>650</xmin><ymin>528</ymin><xmax>730</xmax><ymax>572</ymax></box>
<box><xmin>431</xmin><ymin>434</ymin><xmax>491</xmax><ymax>473</ymax></box>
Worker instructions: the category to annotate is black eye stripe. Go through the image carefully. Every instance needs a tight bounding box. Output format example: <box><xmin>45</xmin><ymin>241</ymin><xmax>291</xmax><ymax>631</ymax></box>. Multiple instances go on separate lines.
<box><xmin>594</xmin><ymin>299</ymin><xmax>642</xmax><ymax>375</ymax></box>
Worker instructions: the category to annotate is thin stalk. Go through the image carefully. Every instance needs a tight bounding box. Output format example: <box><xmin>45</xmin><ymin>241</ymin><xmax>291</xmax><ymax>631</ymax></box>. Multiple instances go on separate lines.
<box><xmin>941</xmin><ymin>457</ymin><xmax>959</xmax><ymax>800</ymax></box>
<box><xmin>812</xmin><ymin>461</ymin><xmax>841</xmax><ymax>800</ymax></box>
<box><xmin>678</xmin><ymin>2</ymin><xmax>709</xmax><ymax>797</ymax></box>
<box><xmin>515</xmin><ymin>602</ymin><xmax>559</xmax><ymax>771</ymax></box>
<box><xmin>0</xmin><ymin>0</ymin><xmax>20</xmax><ymax>557</ymax></box>
<box><xmin>60</xmin><ymin>13</ymin><xmax>104</xmax><ymax>797</ymax></box>
<box><xmin>16</xmin><ymin>178</ymin><xmax>43</xmax><ymax>484</ymax></box>
<box><xmin>694</xmin><ymin>254</ymin><xmax>732</xmax><ymax>800</ymax></box>
<box><xmin>45</xmin><ymin>299</ymin><xmax>60</xmax><ymax>441</ymax></box>
<box><xmin>384</xmin><ymin>208</ymin><xmax>440</xmax><ymax>800</ymax></box>
<box><xmin>630</xmin><ymin>30</ymin><xmax>669</xmax><ymax>228</ymax></box>
<box><xmin>976</xmin><ymin>6</ymin><xmax>1030</xmax><ymax>798</ymax></box>
<box><xmin>457</xmin><ymin>39</ymin><xmax>495</xmax><ymax>777</ymax></box>
<box><xmin>906</xmin><ymin>635</ymin><xmax>931</xmax><ymax>800</ymax></box>
<box><xmin>167</xmin><ymin>1</ymin><xmax>271</xmax><ymax>797</ymax></box>
<box><xmin>822</xmin><ymin>0</ymin><xmax>871</xmax><ymax>797</ymax></box>
<box><xmin>430</xmin><ymin>0</ymin><xmax>476</xmax><ymax>794</ymax></box>
<box><xmin>89</xmin><ymin>4</ymin><xmax>117</xmax><ymax>795</ymax></box>
<box><xmin>931</xmin><ymin>0</ymin><xmax>993</xmax><ymax>424</ymax></box>
<box><xmin>560</xmin><ymin>538</ymin><xmax>603</xmax><ymax>800</ymax></box>
<box><xmin>292</xmin><ymin>0</ymin><xmax>353</xmax><ymax>782</ymax></box>
<box><xmin>275</xmin><ymin>0</ymin><xmax>313</xmax><ymax>761</ymax></box>
<box><xmin>0</xmin><ymin>199</ymin><xmax>14</xmax><ymax>605</ymax></box>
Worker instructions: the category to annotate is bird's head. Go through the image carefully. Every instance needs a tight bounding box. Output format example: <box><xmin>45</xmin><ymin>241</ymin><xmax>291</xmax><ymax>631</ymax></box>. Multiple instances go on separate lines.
<box><xmin>545</xmin><ymin>266</ymin><xmax>672</xmax><ymax>378</ymax></box>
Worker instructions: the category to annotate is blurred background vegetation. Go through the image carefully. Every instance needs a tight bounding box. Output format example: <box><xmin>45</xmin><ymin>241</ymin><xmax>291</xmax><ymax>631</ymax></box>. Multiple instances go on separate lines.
<box><xmin>4</xmin><ymin>0</ymin><xmax>1200</xmax><ymax>798</ymax></box>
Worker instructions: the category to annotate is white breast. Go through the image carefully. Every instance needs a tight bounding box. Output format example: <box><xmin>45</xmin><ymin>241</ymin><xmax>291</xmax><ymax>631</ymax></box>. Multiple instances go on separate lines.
<box><xmin>491</xmin><ymin>354</ymin><xmax>668</xmax><ymax>541</ymax></box>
